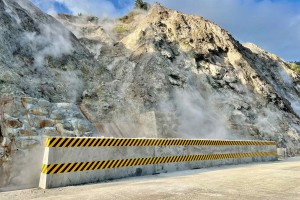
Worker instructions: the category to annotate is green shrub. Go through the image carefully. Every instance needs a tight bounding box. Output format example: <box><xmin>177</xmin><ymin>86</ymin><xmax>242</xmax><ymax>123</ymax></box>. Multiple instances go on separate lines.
<box><xmin>114</xmin><ymin>25</ymin><xmax>128</xmax><ymax>33</ymax></box>
<box><xmin>135</xmin><ymin>0</ymin><xmax>148</xmax><ymax>10</ymax></box>
<box><xmin>288</xmin><ymin>62</ymin><xmax>300</xmax><ymax>74</ymax></box>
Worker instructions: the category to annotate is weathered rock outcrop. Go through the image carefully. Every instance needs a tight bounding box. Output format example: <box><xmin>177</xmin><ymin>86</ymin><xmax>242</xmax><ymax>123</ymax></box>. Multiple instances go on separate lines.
<box><xmin>71</xmin><ymin>4</ymin><xmax>300</xmax><ymax>153</ymax></box>
<box><xmin>0</xmin><ymin>96</ymin><xmax>96</xmax><ymax>188</ymax></box>
<box><xmin>0</xmin><ymin>0</ymin><xmax>110</xmax><ymax>102</ymax></box>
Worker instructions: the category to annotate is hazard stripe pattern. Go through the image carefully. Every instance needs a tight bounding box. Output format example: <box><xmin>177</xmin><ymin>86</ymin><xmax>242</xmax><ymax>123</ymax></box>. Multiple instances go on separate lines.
<box><xmin>46</xmin><ymin>138</ymin><xmax>276</xmax><ymax>148</ymax></box>
<box><xmin>41</xmin><ymin>151</ymin><xmax>277</xmax><ymax>174</ymax></box>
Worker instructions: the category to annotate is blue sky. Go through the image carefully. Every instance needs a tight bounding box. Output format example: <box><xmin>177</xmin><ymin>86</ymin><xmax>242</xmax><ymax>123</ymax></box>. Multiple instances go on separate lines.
<box><xmin>31</xmin><ymin>0</ymin><xmax>300</xmax><ymax>61</ymax></box>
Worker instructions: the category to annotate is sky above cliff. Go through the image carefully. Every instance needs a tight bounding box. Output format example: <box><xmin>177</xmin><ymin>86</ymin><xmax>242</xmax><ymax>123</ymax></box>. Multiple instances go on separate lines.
<box><xmin>31</xmin><ymin>0</ymin><xmax>300</xmax><ymax>61</ymax></box>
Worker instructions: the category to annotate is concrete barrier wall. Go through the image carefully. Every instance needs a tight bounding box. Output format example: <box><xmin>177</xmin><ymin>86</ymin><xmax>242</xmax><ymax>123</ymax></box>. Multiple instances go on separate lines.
<box><xmin>39</xmin><ymin>137</ymin><xmax>277</xmax><ymax>189</ymax></box>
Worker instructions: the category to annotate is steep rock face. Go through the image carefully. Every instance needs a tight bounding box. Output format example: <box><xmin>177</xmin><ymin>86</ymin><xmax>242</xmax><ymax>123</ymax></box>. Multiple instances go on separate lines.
<box><xmin>243</xmin><ymin>43</ymin><xmax>300</xmax><ymax>106</ymax></box>
<box><xmin>77</xmin><ymin>4</ymin><xmax>300</xmax><ymax>151</ymax></box>
<box><xmin>0</xmin><ymin>0</ymin><xmax>109</xmax><ymax>102</ymax></box>
<box><xmin>0</xmin><ymin>0</ymin><xmax>104</xmax><ymax>188</ymax></box>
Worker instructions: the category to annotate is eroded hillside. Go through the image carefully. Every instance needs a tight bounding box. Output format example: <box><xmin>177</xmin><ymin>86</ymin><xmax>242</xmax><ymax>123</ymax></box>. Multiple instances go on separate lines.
<box><xmin>57</xmin><ymin>4</ymin><xmax>300</xmax><ymax>149</ymax></box>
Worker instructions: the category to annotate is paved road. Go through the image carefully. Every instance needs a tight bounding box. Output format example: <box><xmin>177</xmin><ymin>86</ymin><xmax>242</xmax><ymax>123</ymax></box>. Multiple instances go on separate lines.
<box><xmin>1</xmin><ymin>158</ymin><xmax>300</xmax><ymax>200</ymax></box>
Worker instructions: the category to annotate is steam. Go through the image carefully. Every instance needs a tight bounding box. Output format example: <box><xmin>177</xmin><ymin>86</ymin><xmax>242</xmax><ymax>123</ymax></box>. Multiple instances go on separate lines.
<box><xmin>255</xmin><ymin>108</ymin><xmax>282</xmax><ymax>136</ymax></box>
<box><xmin>278</xmin><ymin>67</ymin><xmax>300</xmax><ymax>117</ymax></box>
<box><xmin>160</xmin><ymin>86</ymin><xmax>230</xmax><ymax>139</ymax></box>
<box><xmin>278</xmin><ymin>68</ymin><xmax>293</xmax><ymax>85</ymax></box>
<box><xmin>291</xmin><ymin>101</ymin><xmax>300</xmax><ymax>117</ymax></box>
<box><xmin>59</xmin><ymin>71</ymin><xmax>84</xmax><ymax>103</ymax></box>
<box><xmin>84</xmin><ymin>43</ymin><xmax>103</xmax><ymax>59</ymax></box>
<box><xmin>22</xmin><ymin>23</ymin><xmax>73</xmax><ymax>67</ymax></box>
<box><xmin>55</xmin><ymin>14</ymin><xmax>117</xmax><ymax>42</ymax></box>
<box><xmin>287</xmin><ymin>93</ymin><xmax>300</xmax><ymax>117</ymax></box>
<box><xmin>32</xmin><ymin>0</ymin><xmax>133</xmax><ymax>18</ymax></box>
<box><xmin>3</xmin><ymin>0</ymin><xmax>21</xmax><ymax>24</ymax></box>
<box><xmin>0</xmin><ymin>144</ymin><xmax>44</xmax><ymax>191</ymax></box>
<box><xmin>98</xmin><ymin>113</ymin><xmax>158</xmax><ymax>138</ymax></box>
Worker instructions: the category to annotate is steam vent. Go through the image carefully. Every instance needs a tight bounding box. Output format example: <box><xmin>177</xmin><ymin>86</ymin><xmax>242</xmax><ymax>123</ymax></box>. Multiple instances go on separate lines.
<box><xmin>0</xmin><ymin>0</ymin><xmax>299</xmax><ymax>193</ymax></box>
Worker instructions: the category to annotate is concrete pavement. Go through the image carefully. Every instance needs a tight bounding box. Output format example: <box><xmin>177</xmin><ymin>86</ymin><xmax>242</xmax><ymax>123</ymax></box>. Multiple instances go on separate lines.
<box><xmin>1</xmin><ymin>157</ymin><xmax>300</xmax><ymax>200</ymax></box>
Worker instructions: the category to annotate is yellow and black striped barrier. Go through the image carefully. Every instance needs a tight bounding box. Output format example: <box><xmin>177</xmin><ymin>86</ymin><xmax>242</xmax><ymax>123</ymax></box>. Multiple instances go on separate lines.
<box><xmin>41</xmin><ymin>151</ymin><xmax>277</xmax><ymax>174</ymax></box>
<box><xmin>39</xmin><ymin>137</ymin><xmax>277</xmax><ymax>189</ymax></box>
<box><xmin>46</xmin><ymin>137</ymin><xmax>276</xmax><ymax>148</ymax></box>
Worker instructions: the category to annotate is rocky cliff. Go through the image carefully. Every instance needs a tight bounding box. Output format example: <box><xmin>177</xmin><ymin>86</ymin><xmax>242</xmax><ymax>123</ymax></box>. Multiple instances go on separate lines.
<box><xmin>61</xmin><ymin>4</ymin><xmax>300</xmax><ymax>149</ymax></box>
<box><xmin>0</xmin><ymin>0</ymin><xmax>300</xmax><ymax>189</ymax></box>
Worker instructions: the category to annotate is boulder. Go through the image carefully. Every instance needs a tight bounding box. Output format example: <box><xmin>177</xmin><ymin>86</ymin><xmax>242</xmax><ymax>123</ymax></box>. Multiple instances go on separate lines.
<box><xmin>29</xmin><ymin>107</ymin><xmax>49</xmax><ymax>116</ymax></box>
<box><xmin>4</xmin><ymin>118</ymin><xmax>22</xmax><ymax>128</ymax></box>
<box><xmin>18</xmin><ymin>129</ymin><xmax>38</xmax><ymax>136</ymax></box>
<box><xmin>1</xmin><ymin>137</ymin><xmax>11</xmax><ymax>147</ymax></box>
<box><xmin>37</xmin><ymin>119</ymin><xmax>54</xmax><ymax>128</ymax></box>
<box><xmin>41</xmin><ymin>127</ymin><xmax>59</xmax><ymax>136</ymax></box>
<box><xmin>223</xmin><ymin>73</ymin><xmax>237</xmax><ymax>83</ymax></box>
<box><xmin>208</xmin><ymin>64</ymin><xmax>226</xmax><ymax>77</ymax></box>
<box><xmin>20</xmin><ymin>97</ymin><xmax>36</xmax><ymax>110</ymax></box>
<box><xmin>76</xmin><ymin>119</ymin><xmax>92</xmax><ymax>132</ymax></box>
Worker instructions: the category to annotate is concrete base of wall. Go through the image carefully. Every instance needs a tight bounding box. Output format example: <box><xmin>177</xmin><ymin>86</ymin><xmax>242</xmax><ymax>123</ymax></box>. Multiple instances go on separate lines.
<box><xmin>39</xmin><ymin>155</ymin><xmax>276</xmax><ymax>189</ymax></box>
